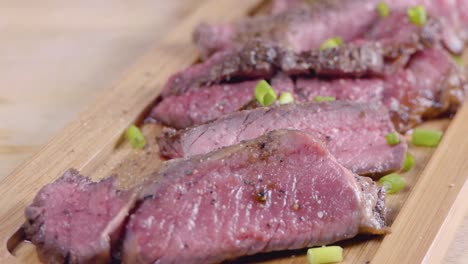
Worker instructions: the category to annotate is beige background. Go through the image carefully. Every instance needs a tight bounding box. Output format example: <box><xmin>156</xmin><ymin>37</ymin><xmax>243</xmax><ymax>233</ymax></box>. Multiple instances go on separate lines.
<box><xmin>0</xmin><ymin>1</ymin><xmax>466</xmax><ymax>262</ymax></box>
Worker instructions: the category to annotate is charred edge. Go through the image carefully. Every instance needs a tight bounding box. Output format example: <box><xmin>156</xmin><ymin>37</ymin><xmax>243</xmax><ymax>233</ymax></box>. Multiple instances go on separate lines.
<box><xmin>111</xmin><ymin>198</ymin><xmax>145</xmax><ymax>263</ymax></box>
<box><xmin>360</xmin><ymin>185</ymin><xmax>390</xmax><ymax>235</ymax></box>
<box><xmin>419</xmin><ymin>17</ymin><xmax>442</xmax><ymax>48</ymax></box>
<box><xmin>157</xmin><ymin>128</ymin><xmax>182</xmax><ymax>159</ymax></box>
<box><xmin>374</xmin><ymin>187</ymin><xmax>388</xmax><ymax>230</ymax></box>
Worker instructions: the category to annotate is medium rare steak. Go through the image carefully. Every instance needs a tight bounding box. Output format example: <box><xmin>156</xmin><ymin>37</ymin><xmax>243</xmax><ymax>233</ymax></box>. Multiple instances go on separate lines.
<box><xmin>158</xmin><ymin>101</ymin><xmax>407</xmax><ymax>176</ymax></box>
<box><xmin>194</xmin><ymin>0</ymin><xmax>377</xmax><ymax>59</ymax></box>
<box><xmin>160</xmin><ymin>41</ymin><xmax>277</xmax><ymax>97</ymax></box>
<box><xmin>164</xmin><ymin>10</ymin><xmax>441</xmax><ymax>96</ymax></box>
<box><xmin>270</xmin><ymin>0</ymin><xmax>467</xmax><ymax>53</ymax></box>
<box><xmin>161</xmin><ymin>41</ymin><xmax>385</xmax><ymax>97</ymax></box>
<box><xmin>124</xmin><ymin>130</ymin><xmax>388</xmax><ymax>264</ymax></box>
<box><xmin>152</xmin><ymin>48</ymin><xmax>464</xmax><ymax>131</ymax></box>
<box><xmin>290</xmin><ymin>48</ymin><xmax>466</xmax><ymax>132</ymax></box>
<box><xmin>24</xmin><ymin>169</ymin><xmax>137</xmax><ymax>264</ymax></box>
<box><xmin>151</xmin><ymin>80</ymin><xmax>260</xmax><ymax>129</ymax></box>
<box><xmin>383</xmin><ymin>47</ymin><xmax>467</xmax><ymax>132</ymax></box>
<box><xmin>151</xmin><ymin>74</ymin><xmax>294</xmax><ymax>129</ymax></box>
<box><xmin>194</xmin><ymin>1</ymin><xmax>454</xmax><ymax>59</ymax></box>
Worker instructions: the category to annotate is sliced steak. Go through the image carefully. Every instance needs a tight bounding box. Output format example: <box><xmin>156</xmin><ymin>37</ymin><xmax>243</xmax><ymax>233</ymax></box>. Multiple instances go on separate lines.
<box><xmin>165</xmin><ymin>10</ymin><xmax>441</xmax><ymax>96</ymax></box>
<box><xmin>161</xmin><ymin>41</ymin><xmax>277</xmax><ymax>97</ymax></box>
<box><xmin>158</xmin><ymin>101</ymin><xmax>407</xmax><ymax>176</ymax></box>
<box><xmin>153</xmin><ymin>48</ymin><xmax>464</xmax><ymax>131</ymax></box>
<box><xmin>194</xmin><ymin>0</ymin><xmax>377</xmax><ymax>58</ymax></box>
<box><xmin>383</xmin><ymin>47</ymin><xmax>467</xmax><ymax>132</ymax></box>
<box><xmin>151</xmin><ymin>74</ymin><xmax>294</xmax><ymax>129</ymax></box>
<box><xmin>362</xmin><ymin>10</ymin><xmax>442</xmax><ymax>67</ymax></box>
<box><xmin>194</xmin><ymin>1</ymin><xmax>452</xmax><ymax>59</ymax></box>
<box><xmin>151</xmin><ymin>80</ymin><xmax>260</xmax><ymax>129</ymax></box>
<box><xmin>124</xmin><ymin>130</ymin><xmax>388</xmax><ymax>264</ymax></box>
<box><xmin>162</xmin><ymin>41</ymin><xmax>385</xmax><ymax>97</ymax></box>
<box><xmin>295</xmin><ymin>48</ymin><xmax>466</xmax><ymax>132</ymax></box>
<box><xmin>24</xmin><ymin>169</ymin><xmax>137</xmax><ymax>264</ymax></box>
<box><xmin>270</xmin><ymin>0</ymin><xmax>467</xmax><ymax>53</ymax></box>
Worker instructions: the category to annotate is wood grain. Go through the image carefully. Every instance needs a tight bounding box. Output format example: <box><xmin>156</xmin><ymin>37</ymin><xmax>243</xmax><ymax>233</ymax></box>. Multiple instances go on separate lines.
<box><xmin>371</xmin><ymin>105</ymin><xmax>468</xmax><ymax>264</ymax></box>
<box><xmin>0</xmin><ymin>0</ymin><xmax>467</xmax><ymax>263</ymax></box>
<box><xmin>0</xmin><ymin>0</ymin><xmax>203</xmax><ymax>175</ymax></box>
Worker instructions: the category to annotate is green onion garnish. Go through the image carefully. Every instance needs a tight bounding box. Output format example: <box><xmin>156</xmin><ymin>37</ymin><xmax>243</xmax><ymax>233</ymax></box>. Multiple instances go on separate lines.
<box><xmin>407</xmin><ymin>5</ymin><xmax>427</xmax><ymax>26</ymax></box>
<box><xmin>402</xmin><ymin>152</ymin><xmax>414</xmax><ymax>172</ymax></box>
<box><xmin>377</xmin><ymin>1</ymin><xmax>390</xmax><ymax>17</ymax></box>
<box><xmin>379</xmin><ymin>173</ymin><xmax>405</xmax><ymax>194</ymax></box>
<box><xmin>385</xmin><ymin>131</ymin><xmax>400</xmax><ymax>146</ymax></box>
<box><xmin>126</xmin><ymin>125</ymin><xmax>146</xmax><ymax>149</ymax></box>
<box><xmin>255</xmin><ymin>80</ymin><xmax>277</xmax><ymax>107</ymax></box>
<box><xmin>319</xmin><ymin>37</ymin><xmax>343</xmax><ymax>51</ymax></box>
<box><xmin>452</xmin><ymin>55</ymin><xmax>464</xmax><ymax>67</ymax></box>
<box><xmin>314</xmin><ymin>96</ymin><xmax>336</xmax><ymax>102</ymax></box>
<box><xmin>278</xmin><ymin>92</ymin><xmax>294</xmax><ymax>104</ymax></box>
<box><xmin>307</xmin><ymin>246</ymin><xmax>343</xmax><ymax>264</ymax></box>
<box><xmin>412</xmin><ymin>129</ymin><xmax>443</xmax><ymax>147</ymax></box>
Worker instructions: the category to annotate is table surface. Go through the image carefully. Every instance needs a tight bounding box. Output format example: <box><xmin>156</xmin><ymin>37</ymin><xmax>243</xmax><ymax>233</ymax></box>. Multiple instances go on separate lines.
<box><xmin>0</xmin><ymin>1</ymin><xmax>466</xmax><ymax>263</ymax></box>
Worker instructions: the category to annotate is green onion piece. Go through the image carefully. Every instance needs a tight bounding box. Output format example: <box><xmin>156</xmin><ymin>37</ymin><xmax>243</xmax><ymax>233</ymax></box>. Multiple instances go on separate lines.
<box><xmin>278</xmin><ymin>92</ymin><xmax>294</xmax><ymax>104</ymax></box>
<box><xmin>452</xmin><ymin>55</ymin><xmax>464</xmax><ymax>67</ymax></box>
<box><xmin>307</xmin><ymin>246</ymin><xmax>343</xmax><ymax>264</ymax></box>
<box><xmin>379</xmin><ymin>173</ymin><xmax>405</xmax><ymax>194</ymax></box>
<box><xmin>314</xmin><ymin>96</ymin><xmax>336</xmax><ymax>102</ymax></box>
<box><xmin>377</xmin><ymin>1</ymin><xmax>390</xmax><ymax>17</ymax></box>
<box><xmin>385</xmin><ymin>131</ymin><xmax>400</xmax><ymax>146</ymax></box>
<box><xmin>319</xmin><ymin>37</ymin><xmax>343</xmax><ymax>51</ymax></box>
<box><xmin>402</xmin><ymin>152</ymin><xmax>415</xmax><ymax>172</ymax></box>
<box><xmin>255</xmin><ymin>80</ymin><xmax>277</xmax><ymax>106</ymax></box>
<box><xmin>407</xmin><ymin>5</ymin><xmax>427</xmax><ymax>26</ymax></box>
<box><xmin>126</xmin><ymin>125</ymin><xmax>146</xmax><ymax>149</ymax></box>
<box><xmin>412</xmin><ymin>129</ymin><xmax>443</xmax><ymax>147</ymax></box>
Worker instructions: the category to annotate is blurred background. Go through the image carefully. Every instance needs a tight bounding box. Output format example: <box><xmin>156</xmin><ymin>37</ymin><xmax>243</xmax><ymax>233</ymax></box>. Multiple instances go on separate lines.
<box><xmin>0</xmin><ymin>1</ymin><xmax>466</xmax><ymax>263</ymax></box>
<box><xmin>0</xmin><ymin>0</ymin><xmax>197</xmax><ymax>174</ymax></box>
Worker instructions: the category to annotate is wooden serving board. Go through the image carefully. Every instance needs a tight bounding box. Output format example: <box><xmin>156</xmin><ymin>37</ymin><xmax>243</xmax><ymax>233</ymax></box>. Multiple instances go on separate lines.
<box><xmin>0</xmin><ymin>1</ymin><xmax>467</xmax><ymax>263</ymax></box>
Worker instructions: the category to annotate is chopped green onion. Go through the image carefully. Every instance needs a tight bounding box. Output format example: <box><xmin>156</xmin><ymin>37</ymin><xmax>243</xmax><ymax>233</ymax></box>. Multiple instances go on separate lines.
<box><xmin>126</xmin><ymin>125</ymin><xmax>146</xmax><ymax>149</ymax></box>
<box><xmin>255</xmin><ymin>80</ymin><xmax>277</xmax><ymax>106</ymax></box>
<box><xmin>412</xmin><ymin>129</ymin><xmax>443</xmax><ymax>147</ymax></box>
<box><xmin>314</xmin><ymin>96</ymin><xmax>336</xmax><ymax>102</ymax></box>
<box><xmin>385</xmin><ymin>131</ymin><xmax>400</xmax><ymax>146</ymax></box>
<box><xmin>307</xmin><ymin>246</ymin><xmax>343</xmax><ymax>264</ymax></box>
<box><xmin>377</xmin><ymin>1</ymin><xmax>390</xmax><ymax>17</ymax></box>
<box><xmin>319</xmin><ymin>37</ymin><xmax>343</xmax><ymax>51</ymax></box>
<box><xmin>402</xmin><ymin>152</ymin><xmax>415</xmax><ymax>172</ymax></box>
<box><xmin>452</xmin><ymin>55</ymin><xmax>464</xmax><ymax>67</ymax></box>
<box><xmin>379</xmin><ymin>173</ymin><xmax>405</xmax><ymax>194</ymax></box>
<box><xmin>407</xmin><ymin>5</ymin><xmax>427</xmax><ymax>26</ymax></box>
<box><xmin>278</xmin><ymin>92</ymin><xmax>294</xmax><ymax>104</ymax></box>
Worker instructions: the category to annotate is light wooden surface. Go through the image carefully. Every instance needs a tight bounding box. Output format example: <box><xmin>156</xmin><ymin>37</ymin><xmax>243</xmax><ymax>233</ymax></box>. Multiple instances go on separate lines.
<box><xmin>0</xmin><ymin>1</ymin><xmax>466</xmax><ymax>263</ymax></box>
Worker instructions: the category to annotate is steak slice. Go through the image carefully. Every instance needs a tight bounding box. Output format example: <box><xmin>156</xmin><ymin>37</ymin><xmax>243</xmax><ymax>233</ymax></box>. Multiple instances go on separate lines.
<box><xmin>161</xmin><ymin>41</ymin><xmax>277</xmax><ymax>97</ymax></box>
<box><xmin>123</xmin><ymin>130</ymin><xmax>388</xmax><ymax>264</ymax></box>
<box><xmin>162</xmin><ymin>41</ymin><xmax>385</xmax><ymax>97</ymax></box>
<box><xmin>158</xmin><ymin>101</ymin><xmax>407</xmax><ymax>176</ymax></box>
<box><xmin>194</xmin><ymin>0</ymin><xmax>377</xmax><ymax>59</ymax></box>
<box><xmin>194</xmin><ymin>1</ymin><xmax>450</xmax><ymax>59</ymax></box>
<box><xmin>153</xmin><ymin>48</ymin><xmax>464</xmax><ymax>131</ymax></box>
<box><xmin>271</xmin><ymin>0</ymin><xmax>467</xmax><ymax>53</ymax></box>
<box><xmin>24</xmin><ymin>169</ymin><xmax>137</xmax><ymax>264</ymax></box>
<box><xmin>151</xmin><ymin>74</ymin><xmax>294</xmax><ymax>129</ymax></box>
<box><xmin>164</xmin><ymin>10</ymin><xmax>441</xmax><ymax>96</ymax></box>
<box><xmin>383</xmin><ymin>47</ymin><xmax>467</xmax><ymax>132</ymax></box>
<box><xmin>151</xmin><ymin>80</ymin><xmax>260</xmax><ymax>129</ymax></box>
